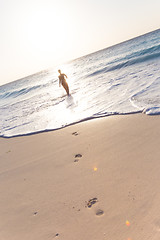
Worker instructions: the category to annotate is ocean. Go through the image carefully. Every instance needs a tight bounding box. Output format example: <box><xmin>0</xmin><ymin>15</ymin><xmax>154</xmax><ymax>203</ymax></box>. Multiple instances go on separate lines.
<box><xmin>0</xmin><ymin>29</ymin><xmax>160</xmax><ymax>138</ymax></box>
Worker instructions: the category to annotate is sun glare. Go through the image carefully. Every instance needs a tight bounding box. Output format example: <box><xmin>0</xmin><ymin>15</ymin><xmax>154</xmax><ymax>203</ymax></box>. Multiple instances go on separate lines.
<box><xmin>25</xmin><ymin>3</ymin><xmax>73</xmax><ymax>63</ymax></box>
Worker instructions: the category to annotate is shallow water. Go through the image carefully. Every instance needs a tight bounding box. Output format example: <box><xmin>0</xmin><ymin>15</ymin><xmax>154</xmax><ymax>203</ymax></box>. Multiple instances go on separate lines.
<box><xmin>0</xmin><ymin>29</ymin><xmax>160</xmax><ymax>137</ymax></box>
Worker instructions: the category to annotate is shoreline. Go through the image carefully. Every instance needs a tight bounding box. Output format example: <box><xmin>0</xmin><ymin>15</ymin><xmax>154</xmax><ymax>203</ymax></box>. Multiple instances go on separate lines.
<box><xmin>0</xmin><ymin>113</ymin><xmax>160</xmax><ymax>240</ymax></box>
<box><xmin>0</xmin><ymin>111</ymin><xmax>144</xmax><ymax>139</ymax></box>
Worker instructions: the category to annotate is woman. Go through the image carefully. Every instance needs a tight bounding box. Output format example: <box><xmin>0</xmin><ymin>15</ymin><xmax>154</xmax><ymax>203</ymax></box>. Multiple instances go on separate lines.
<box><xmin>58</xmin><ymin>69</ymin><xmax>70</xmax><ymax>96</ymax></box>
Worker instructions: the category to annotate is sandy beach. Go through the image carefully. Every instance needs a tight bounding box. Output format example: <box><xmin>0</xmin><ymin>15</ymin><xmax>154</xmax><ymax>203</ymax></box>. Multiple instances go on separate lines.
<box><xmin>0</xmin><ymin>113</ymin><xmax>160</xmax><ymax>240</ymax></box>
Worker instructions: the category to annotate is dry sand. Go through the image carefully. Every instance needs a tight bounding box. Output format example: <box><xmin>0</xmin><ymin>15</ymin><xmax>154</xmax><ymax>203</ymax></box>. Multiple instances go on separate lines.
<box><xmin>0</xmin><ymin>113</ymin><xmax>160</xmax><ymax>240</ymax></box>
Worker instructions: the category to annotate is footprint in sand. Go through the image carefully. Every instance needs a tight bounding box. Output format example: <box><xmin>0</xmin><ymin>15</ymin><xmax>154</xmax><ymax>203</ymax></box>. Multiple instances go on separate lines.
<box><xmin>75</xmin><ymin>154</ymin><xmax>82</xmax><ymax>158</ymax></box>
<box><xmin>86</xmin><ymin>198</ymin><xmax>104</xmax><ymax>216</ymax></box>
<box><xmin>74</xmin><ymin>153</ymin><xmax>82</xmax><ymax>163</ymax></box>
<box><xmin>72</xmin><ymin>131</ymin><xmax>78</xmax><ymax>136</ymax></box>
<box><xmin>55</xmin><ymin>233</ymin><xmax>59</xmax><ymax>237</ymax></box>
<box><xmin>6</xmin><ymin>150</ymin><xmax>11</xmax><ymax>153</ymax></box>
<box><xmin>74</xmin><ymin>159</ymin><xmax>79</xmax><ymax>162</ymax></box>
<box><xmin>86</xmin><ymin>198</ymin><xmax>98</xmax><ymax>208</ymax></box>
<box><xmin>95</xmin><ymin>209</ymin><xmax>104</xmax><ymax>216</ymax></box>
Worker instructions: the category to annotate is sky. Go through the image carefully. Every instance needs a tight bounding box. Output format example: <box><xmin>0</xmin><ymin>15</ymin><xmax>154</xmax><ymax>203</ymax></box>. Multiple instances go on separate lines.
<box><xmin>0</xmin><ymin>0</ymin><xmax>160</xmax><ymax>86</ymax></box>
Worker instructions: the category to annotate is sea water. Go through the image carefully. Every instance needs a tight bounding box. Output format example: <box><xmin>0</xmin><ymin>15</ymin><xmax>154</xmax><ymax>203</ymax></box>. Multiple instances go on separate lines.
<box><xmin>0</xmin><ymin>29</ymin><xmax>160</xmax><ymax>137</ymax></box>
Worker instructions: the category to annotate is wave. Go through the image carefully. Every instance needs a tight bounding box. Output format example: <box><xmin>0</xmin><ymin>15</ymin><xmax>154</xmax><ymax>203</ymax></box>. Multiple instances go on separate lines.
<box><xmin>0</xmin><ymin>84</ymin><xmax>42</xmax><ymax>100</ymax></box>
<box><xmin>106</xmin><ymin>52</ymin><xmax>160</xmax><ymax>72</ymax></box>
<box><xmin>0</xmin><ymin>111</ymin><xmax>142</xmax><ymax>138</ymax></box>
<box><xmin>0</xmin><ymin>77</ymin><xmax>56</xmax><ymax>101</ymax></box>
<box><xmin>87</xmin><ymin>44</ymin><xmax>160</xmax><ymax>78</ymax></box>
<box><xmin>125</xmin><ymin>43</ymin><xmax>160</xmax><ymax>61</ymax></box>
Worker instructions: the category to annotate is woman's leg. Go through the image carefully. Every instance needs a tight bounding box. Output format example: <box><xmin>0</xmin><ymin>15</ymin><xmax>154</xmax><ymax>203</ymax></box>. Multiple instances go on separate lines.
<box><xmin>62</xmin><ymin>82</ymin><xmax>69</xmax><ymax>95</ymax></box>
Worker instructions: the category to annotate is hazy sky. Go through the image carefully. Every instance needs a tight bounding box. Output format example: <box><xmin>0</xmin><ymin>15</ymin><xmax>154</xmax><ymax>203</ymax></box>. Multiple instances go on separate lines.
<box><xmin>0</xmin><ymin>0</ymin><xmax>160</xmax><ymax>85</ymax></box>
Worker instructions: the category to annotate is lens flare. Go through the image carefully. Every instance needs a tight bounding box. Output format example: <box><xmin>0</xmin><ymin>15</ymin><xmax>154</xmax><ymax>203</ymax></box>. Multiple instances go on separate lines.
<box><xmin>126</xmin><ymin>220</ymin><xmax>130</xmax><ymax>226</ymax></box>
<box><xmin>94</xmin><ymin>167</ymin><xmax>98</xmax><ymax>171</ymax></box>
